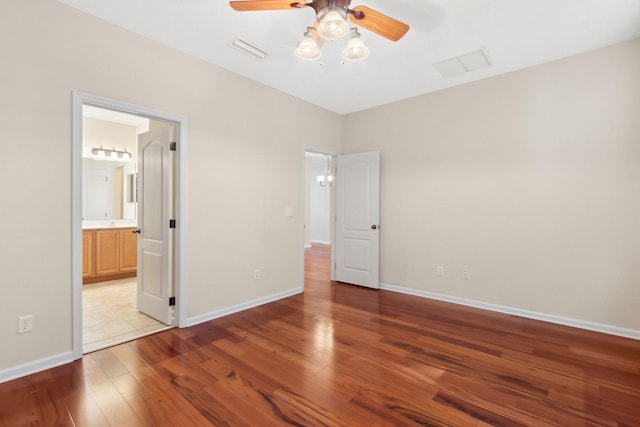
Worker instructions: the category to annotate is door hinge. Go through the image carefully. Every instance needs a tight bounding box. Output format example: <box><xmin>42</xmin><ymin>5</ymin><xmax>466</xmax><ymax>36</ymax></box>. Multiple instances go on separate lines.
<box><xmin>170</xmin><ymin>142</ymin><xmax>177</xmax><ymax>152</ymax></box>
<box><xmin>169</xmin><ymin>296</ymin><xmax>176</xmax><ymax>306</ymax></box>
<box><xmin>169</xmin><ymin>219</ymin><xmax>176</xmax><ymax>229</ymax></box>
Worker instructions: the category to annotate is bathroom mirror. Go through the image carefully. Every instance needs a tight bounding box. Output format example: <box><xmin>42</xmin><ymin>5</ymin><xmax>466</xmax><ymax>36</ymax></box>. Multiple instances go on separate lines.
<box><xmin>82</xmin><ymin>158</ymin><xmax>137</xmax><ymax>220</ymax></box>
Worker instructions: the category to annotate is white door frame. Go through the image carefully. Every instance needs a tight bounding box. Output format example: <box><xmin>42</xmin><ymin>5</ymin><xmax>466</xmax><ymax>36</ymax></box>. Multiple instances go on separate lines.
<box><xmin>71</xmin><ymin>91</ymin><xmax>189</xmax><ymax>360</ymax></box>
<box><xmin>303</xmin><ymin>146</ymin><xmax>339</xmax><ymax>284</ymax></box>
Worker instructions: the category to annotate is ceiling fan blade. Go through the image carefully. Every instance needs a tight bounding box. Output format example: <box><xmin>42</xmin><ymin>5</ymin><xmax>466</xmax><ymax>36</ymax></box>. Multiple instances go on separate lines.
<box><xmin>229</xmin><ymin>0</ymin><xmax>306</xmax><ymax>11</ymax></box>
<box><xmin>349</xmin><ymin>5</ymin><xmax>409</xmax><ymax>42</ymax></box>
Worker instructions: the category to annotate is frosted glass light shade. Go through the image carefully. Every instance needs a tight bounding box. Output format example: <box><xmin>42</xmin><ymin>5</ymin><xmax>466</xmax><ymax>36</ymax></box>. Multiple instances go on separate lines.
<box><xmin>295</xmin><ymin>32</ymin><xmax>321</xmax><ymax>60</ymax></box>
<box><xmin>317</xmin><ymin>7</ymin><xmax>349</xmax><ymax>40</ymax></box>
<box><xmin>342</xmin><ymin>31</ymin><xmax>369</xmax><ymax>61</ymax></box>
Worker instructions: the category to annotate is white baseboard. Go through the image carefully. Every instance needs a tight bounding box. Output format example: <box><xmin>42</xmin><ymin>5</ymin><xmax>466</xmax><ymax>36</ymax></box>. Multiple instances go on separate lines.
<box><xmin>186</xmin><ymin>287</ymin><xmax>303</xmax><ymax>327</ymax></box>
<box><xmin>0</xmin><ymin>351</ymin><xmax>74</xmax><ymax>384</ymax></box>
<box><xmin>380</xmin><ymin>282</ymin><xmax>640</xmax><ymax>341</ymax></box>
<box><xmin>310</xmin><ymin>240</ymin><xmax>331</xmax><ymax>245</ymax></box>
<box><xmin>304</xmin><ymin>244</ymin><xmax>312</xmax><ymax>248</ymax></box>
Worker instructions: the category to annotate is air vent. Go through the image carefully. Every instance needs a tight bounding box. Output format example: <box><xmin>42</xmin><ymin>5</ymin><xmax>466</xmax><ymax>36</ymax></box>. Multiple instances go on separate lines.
<box><xmin>229</xmin><ymin>38</ymin><xmax>268</xmax><ymax>60</ymax></box>
<box><xmin>433</xmin><ymin>48</ymin><xmax>492</xmax><ymax>79</ymax></box>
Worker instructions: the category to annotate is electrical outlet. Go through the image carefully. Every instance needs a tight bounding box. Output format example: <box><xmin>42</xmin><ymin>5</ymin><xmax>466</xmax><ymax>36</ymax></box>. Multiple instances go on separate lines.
<box><xmin>463</xmin><ymin>268</ymin><xmax>470</xmax><ymax>280</ymax></box>
<box><xmin>18</xmin><ymin>315</ymin><xmax>33</xmax><ymax>334</ymax></box>
<box><xmin>436</xmin><ymin>266</ymin><xmax>444</xmax><ymax>277</ymax></box>
<box><xmin>253</xmin><ymin>269</ymin><xmax>261</xmax><ymax>280</ymax></box>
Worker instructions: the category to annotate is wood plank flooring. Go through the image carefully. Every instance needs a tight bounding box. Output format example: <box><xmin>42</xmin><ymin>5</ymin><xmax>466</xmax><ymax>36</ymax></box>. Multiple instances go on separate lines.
<box><xmin>2</xmin><ymin>243</ymin><xmax>640</xmax><ymax>426</ymax></box>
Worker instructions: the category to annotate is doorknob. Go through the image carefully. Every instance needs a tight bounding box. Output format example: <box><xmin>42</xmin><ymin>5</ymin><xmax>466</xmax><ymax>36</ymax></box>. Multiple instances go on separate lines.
<box><xmin>132</xmin><ymin>228</ymin><xmax>141</xmax><ymax>234</ymax></box>
<box><xmin>371</xmin><ymin>225</ymin><xmax>378</xmax><ymax>230</ymax></box>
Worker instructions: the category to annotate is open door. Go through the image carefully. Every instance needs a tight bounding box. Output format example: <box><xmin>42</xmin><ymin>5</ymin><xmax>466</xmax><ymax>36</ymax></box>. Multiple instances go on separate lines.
<box><xmin>335</xmin><ymin>151</ymin><xmax>380</xmax><ymax>289</ymax></box>
<box><xmin>136</xmin><ymin>124</ymin><xmax>174</xmax><ymax>325</ymax></box>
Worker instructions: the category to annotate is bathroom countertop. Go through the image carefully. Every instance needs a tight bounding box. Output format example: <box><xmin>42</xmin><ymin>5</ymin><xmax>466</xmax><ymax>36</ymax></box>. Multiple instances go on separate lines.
<box><xmin>82</xmin><ymin>221</ymin><xmax>138</xmax><ymax>230</ymax></box>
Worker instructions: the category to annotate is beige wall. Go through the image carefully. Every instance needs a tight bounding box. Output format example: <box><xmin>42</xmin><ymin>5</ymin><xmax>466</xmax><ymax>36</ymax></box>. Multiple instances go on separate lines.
<box><xmin>0</xmin><ymin>0</ymin><xmax>341</xmax><ymax>372</ymax></box>
<box><xmin>342</xmin><ymin>38</ymin><xmax>640</xmax><ymax>331</ymax></box>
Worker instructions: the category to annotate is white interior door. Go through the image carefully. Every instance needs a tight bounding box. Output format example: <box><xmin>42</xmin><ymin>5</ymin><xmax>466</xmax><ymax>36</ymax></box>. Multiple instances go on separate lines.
<box><xmin>83</xmin><ymin>168</ymin><xmax>110</xmax><ymax>220</ymax></box>
<box><xmin>137</xmin><ymin>124</ymin><xmax>174</xmax><ymax>325</ymax></box>
<box><xmin>335</xmin><ymin>151</ymin><xmax>380</xmax><ymax>289</ymax></box>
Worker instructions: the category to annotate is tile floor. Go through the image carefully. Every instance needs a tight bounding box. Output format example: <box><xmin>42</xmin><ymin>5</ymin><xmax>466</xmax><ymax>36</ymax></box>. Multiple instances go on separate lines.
<box><xmin>83</xmin><ymin>277</ymin><xmax>172</xmax><ymax>353</ymax></box>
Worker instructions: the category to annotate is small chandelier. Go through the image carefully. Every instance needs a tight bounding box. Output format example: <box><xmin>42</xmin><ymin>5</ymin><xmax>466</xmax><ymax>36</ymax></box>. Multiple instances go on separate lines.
<box><xmin>317</xmin><ymin>157</ymin><xmax>333</xmax><ymax>187</ymax></box>
<box><xmin>91</xmin><ymin>145</ymin><xmax>132</xmax><ymax>161</ymax></box>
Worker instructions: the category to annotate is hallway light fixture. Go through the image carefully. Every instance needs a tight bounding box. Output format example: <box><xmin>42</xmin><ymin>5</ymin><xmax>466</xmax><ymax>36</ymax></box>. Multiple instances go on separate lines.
<box><xmin>317</xmin><ymin>157</ymin><xmax>333</xmax><ymax>187</ymax></box>
<box><xmin>91</xmin><ymin>145</ymin><xmax>132</xmax><ymax>161</ymax></box>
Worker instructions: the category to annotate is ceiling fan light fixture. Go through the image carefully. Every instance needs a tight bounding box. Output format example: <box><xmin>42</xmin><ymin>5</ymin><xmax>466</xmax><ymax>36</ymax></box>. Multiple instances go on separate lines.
<box><xmin>317</xmin><ymin>6</ymin><xmax>349</xmax><ymax>40</ymax></box>
<box><xmin>295</xmin><ymin>28</ymin><xmax>321</xmax><ymax>60</ymax></box>
<box><xmin>342</xmin><ymin>28</ymin><xmax>369</xmax><ymax>61</ymax></box>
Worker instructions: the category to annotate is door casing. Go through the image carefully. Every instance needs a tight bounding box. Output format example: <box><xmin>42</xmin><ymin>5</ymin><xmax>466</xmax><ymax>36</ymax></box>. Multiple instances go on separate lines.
<box><xmin>71</xmin><ymin>91</ymin><xmax>189</xmax><ymax>359</ymax></box>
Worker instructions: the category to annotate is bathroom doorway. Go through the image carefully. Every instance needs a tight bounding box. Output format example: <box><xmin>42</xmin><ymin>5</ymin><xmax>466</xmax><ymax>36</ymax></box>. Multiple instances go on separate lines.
<box><xmin>81</xmin><ymin>106</ymin><xmax>173</xmax><ymax>352</ymax></box>
<box><xmin>72</xmin><ymin>92</ymin><xmax>188</xmax><ymax>358</ymax></box>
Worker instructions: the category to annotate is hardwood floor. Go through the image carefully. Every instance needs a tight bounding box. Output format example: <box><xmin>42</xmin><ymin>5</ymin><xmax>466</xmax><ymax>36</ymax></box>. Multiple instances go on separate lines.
<box><xmin>2</xmin><ymin>243</ymin><xmax>640</xmax><ymax>426</ymax></box>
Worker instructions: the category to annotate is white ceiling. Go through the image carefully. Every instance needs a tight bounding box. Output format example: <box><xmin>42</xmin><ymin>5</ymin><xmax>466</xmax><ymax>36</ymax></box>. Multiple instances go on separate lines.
<box><xmin>57</xmin><ymin>0</ymin><xmax>640</xmax><ymax>115</ymax></box>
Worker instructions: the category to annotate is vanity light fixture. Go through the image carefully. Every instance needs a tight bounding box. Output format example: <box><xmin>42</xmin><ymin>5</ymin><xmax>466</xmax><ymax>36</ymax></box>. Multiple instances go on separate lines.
<box><xmin>91</xmin><ymin>146</ymin><xmax>132</xmax><ymax>161</ymax></box>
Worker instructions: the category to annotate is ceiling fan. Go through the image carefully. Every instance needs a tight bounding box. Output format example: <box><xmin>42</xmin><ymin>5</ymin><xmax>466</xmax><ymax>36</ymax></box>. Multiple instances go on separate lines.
<box><xmin>229</xmin><ymin>0</ymin><xmax>410</xmax><ymax>60</ymax></box>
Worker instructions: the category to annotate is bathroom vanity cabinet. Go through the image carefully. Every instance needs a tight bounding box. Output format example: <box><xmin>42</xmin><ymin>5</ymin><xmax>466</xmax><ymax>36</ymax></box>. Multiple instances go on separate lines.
<box><xmin>83</xmin><ymin>227</ymin><xmax>137</xmax><ymax>283</ymax></box>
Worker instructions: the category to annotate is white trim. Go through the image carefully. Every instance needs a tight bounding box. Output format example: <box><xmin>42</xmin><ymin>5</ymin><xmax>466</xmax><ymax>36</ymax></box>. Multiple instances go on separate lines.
<box><xmin>310</xmin><ymin>240</ymin><xmax>331</xmax><ymax>245</ymax></box>
<box><xmin>0</xmin><ymin>352</ymin><xmax>74</xmax><ymax>384</ymax></box>
<box><xmin>72</xmin><ymin>91</ymin><xmax>189</xmax><ymax>361</ymax></box>
<box><xmin>186</xmin><ymin>287</ymin><xmax>303</xmax><ymax>327</ymax></box>
<box><xmin>380</xmin><ymin>282</ymin><xmax>640</xmax><ymax>341</ymax></box>
<box><xmin>84</xmin><ymin>325</ymin><xmax>173</xmax><ymax>354</ymax></box>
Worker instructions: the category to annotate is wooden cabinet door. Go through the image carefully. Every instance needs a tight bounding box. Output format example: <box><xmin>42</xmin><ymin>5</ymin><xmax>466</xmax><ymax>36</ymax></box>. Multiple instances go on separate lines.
<box><xmin>119</xmin><ymin>228</ymin><xmax>138</xmax><ymax>273</ymax></box>
<box><xmin>82</xmin><ymin>230</ymin><xmax>94</xmax><ymax>279</ymax></box>
<box><xmin>95</xmin><ymin>229</ymin><xmax>119</xmax><ymax>276</ymax></box>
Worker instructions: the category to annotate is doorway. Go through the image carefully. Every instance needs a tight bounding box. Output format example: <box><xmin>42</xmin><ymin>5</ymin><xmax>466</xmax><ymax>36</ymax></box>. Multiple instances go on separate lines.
<box><xmin>81</xmin><ymin>106</ymin><xmax>173</xmax><ymax>352</ymax></box>
<box><xmin>72</xmin><ymin>92</ymin><xmax>188</xmax><ymax>359</ymax></box>
<box><xmin>303</xmin><ymin>149</ymin><xmax>381</xmax><ymax>290</ymax></box>
<box><xmin>304</xmin><ymin>149</ymin><xmax>337</xmax><ymax>286</ymax></box>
